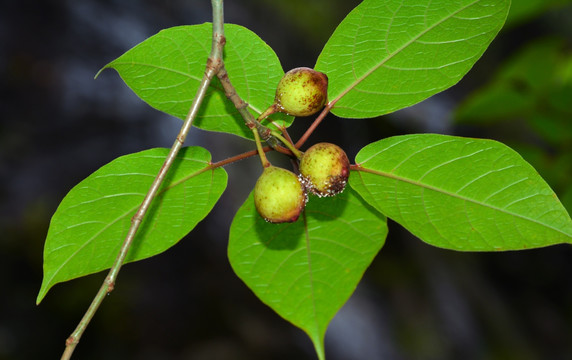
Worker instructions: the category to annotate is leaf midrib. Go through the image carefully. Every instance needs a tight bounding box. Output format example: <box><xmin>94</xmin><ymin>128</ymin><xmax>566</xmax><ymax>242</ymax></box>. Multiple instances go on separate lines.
<box><xmin>355</xmin><ymin>167</ymin><xmax>572</xmax><ymax>239</ymax></box>
<box><xmin>42</xmin><ymin>162</ymin><xmax>216</xmax><ymax>297</ymax></box>
<box><xmin>331</xmin><ymin>0</ymin><xmax>481</xmax><ymax>106</ymax></box>
<box><xmin>109</xmin><ymin>61</ymin><xmax>266</xmax><ymax>116</ymax></box>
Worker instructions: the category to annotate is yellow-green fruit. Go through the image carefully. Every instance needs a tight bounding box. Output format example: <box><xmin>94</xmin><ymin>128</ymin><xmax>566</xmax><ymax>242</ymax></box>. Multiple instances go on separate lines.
<box><xmin>274</xmin><ymin>67</ymin><xmax>328</xmax><ymax>117</ymax></box>
<box><xmin>254</xmin><ymin>166</ymin><xmax>307</xmax><ymax>223</ymax></box>
<box><xmin>299</xmin><ymin>143</ymin><xmax>350</xmax><ymax>197</ymax></box>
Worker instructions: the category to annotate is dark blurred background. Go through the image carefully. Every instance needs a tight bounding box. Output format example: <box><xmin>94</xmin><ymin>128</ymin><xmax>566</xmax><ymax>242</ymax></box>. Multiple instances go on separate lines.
<box><xmin>2</xmin><ymin>0</ymin><xmax>572</xmax><ymax>359</ymax></box>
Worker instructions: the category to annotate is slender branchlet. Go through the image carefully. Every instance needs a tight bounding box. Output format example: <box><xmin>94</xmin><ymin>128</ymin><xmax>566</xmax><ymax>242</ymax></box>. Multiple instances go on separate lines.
<box><xmin>216</xmin><ymin>65</ymin><xmax>282</xmax><ymax>150</ymax></box>
<box><xmin>252</xmin><ymin>127</ymin><xmax>271</xmax><ymax>168</ymax></box>
<box><xmin>60</xmin><ymin>1</ymin><xmax>338</xmax><ymax>358</ymax></box>
<box><xmin>270</xmin><ymin>130</ymin><xmax>303</xmax><ymax>159</ymax></box>
<box><xmin>295</xmin><ymin>102</ymin><xmax>333</xmax><ymax>149</ymax></box>
<box><xmin>60</xmin><ymin>1</ymin><xmax>226</xmax><ymax>359</ymax></box>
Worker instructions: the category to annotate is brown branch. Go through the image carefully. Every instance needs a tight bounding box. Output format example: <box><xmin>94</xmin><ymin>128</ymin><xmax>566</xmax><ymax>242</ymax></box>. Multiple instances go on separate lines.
<box><xmin>215</xmin><ymin>65</ymin><xmax>294</xmax><ymax>155</ymax></box>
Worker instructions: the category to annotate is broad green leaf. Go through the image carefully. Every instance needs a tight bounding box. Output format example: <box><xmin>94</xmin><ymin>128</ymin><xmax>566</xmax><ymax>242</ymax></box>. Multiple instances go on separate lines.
<box><xmin>100</xmin><ymin>24</ymin><xmax>291</xmax><ymax>140</ymax></box>
<box><xmin>315</xmin><ymin>0</ymin><xmax>510</xmax><ymax>118</ymax></box>
<box><xmin>228</xmin><ymin>188</ymin><xmax>387</xmax><ymax>359</ymax></box>
<box><xmin>38</xmin><ymin>147</ymin><xmax>227</xmax><ymax>304</ymax></box>
<box><xmin>350</xmin><ymin>134</ymin><xmax>572</xmax><ymax>251</ymax></box>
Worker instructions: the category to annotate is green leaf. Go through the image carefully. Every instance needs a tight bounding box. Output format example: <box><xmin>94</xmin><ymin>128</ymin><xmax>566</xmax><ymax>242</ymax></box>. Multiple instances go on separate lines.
<box><xmin>101</xmin><ymin>24</ymin><xmax>292</xmax><ymax>140</ymax></box>
<box><xmin>228</xmin><ymin>188</ymin><xmax>387</xmax><ymax>359</ymax></box>
<box><xmin>350</xmin><ymin>134</ymin><xmax>572</xmax><ymax>251</ymax></box>
<box><xmin>315</xmin><ymin>0</ymin><xmax>510</xmax><ymax>118</ymax></box>
<box><xmin>38</xmin><ymin>147</ymin><xmax>227</xmax><ymax>304</ymax></box>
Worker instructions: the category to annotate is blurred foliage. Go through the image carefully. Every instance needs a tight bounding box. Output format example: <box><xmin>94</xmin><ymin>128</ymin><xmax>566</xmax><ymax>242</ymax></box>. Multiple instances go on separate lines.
<box><xmin>506</xmin><ymin>0</ymin><xmax>572</xmax><ymax>27</ymax></box>
<box><xmin>455</xmin><ymin>37</ymin><xmax>572</xmax><ymax>213</ymax></box>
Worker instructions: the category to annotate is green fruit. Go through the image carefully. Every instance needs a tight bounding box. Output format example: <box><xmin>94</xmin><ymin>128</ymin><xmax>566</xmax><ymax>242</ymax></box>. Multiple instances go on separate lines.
<box><xmin>274</xmin><ymin>67</ymin><xmax>328</xmax><ymax>117</ymax></box>
<box><xmin>299</xmin><ymin>143</ymin><xmax>350</xmax><ymax>197</ymax></box>
<box><xmin>254</xmin><ymin>166</ymin><xmax>307</xmax><ymax>223</ymax></box>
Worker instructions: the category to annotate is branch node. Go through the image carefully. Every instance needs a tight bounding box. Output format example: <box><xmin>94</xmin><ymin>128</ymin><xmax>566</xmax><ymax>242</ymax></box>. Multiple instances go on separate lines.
<box><xmin>65</xmin><ymin>336</ymin><xmax>77</xmax><ymax>347</ymax></box>
<box><xmin>218</xmin><ymin>34</ymin><xmax>226</xmax><ymax>47</ymax></box>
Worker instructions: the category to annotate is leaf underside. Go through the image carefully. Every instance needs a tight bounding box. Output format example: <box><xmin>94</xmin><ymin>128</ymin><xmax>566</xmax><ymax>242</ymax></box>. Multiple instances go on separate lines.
<box><xmin>350</xmin><ymin>134</ymin><xmax>572</xmax><ymax>251</ymax></box>
<box><xmin>38</xmin><ymin>147</ymin><xmax>227</xmax><ymax>304</ymax></box>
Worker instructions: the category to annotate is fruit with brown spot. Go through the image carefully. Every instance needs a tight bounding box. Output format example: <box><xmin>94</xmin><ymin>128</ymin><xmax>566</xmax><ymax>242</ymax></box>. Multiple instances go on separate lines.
<box><xmin>259</xmin><ymin>67</ymin><xmax>328</xmax><ymax>121</ymax></box>
<box><xmin>299</xmin><ymin>143</ymin><xmax>350</xmax><ymax>197</ymax></box>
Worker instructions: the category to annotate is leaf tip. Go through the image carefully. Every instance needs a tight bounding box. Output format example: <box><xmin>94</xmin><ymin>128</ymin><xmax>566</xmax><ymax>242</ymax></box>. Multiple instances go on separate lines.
<box><xmin>36</xmin><ymin>287</ymin><xmax>47</xmax><ymax>305</ymax></box>
<box><xmin>36</xmin><ymin>275</ymin><xmax>54</xmax><ymax>305</ymax></box>
<box><xmin>94</xmin><ymin>64</ymin><xmax>112</xmax><ymax>80</ymax></box>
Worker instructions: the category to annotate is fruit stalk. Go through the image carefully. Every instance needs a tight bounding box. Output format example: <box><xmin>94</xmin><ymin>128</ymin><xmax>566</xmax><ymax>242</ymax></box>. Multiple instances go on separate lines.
<box><xmin>251</xmin><ymin>127</ymin><xmax>271</xmax><ymax>168</ymax></box>
<box><xmin>270</xmin><ymin>130</ymin><xmax>303</xmax><ymax>159</ymax></box>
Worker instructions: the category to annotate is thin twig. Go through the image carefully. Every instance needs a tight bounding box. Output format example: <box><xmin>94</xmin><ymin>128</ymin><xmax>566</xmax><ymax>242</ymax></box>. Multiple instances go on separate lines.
<box><xmin>208</xmin><ymin>144</ymin><xmax>282</xmax><ymax>169</ymax></box>
<box><xmin>276</xmin><ymin>124</ymin><xmax>293</xmax><ymax>144</ymax></box>
<box><xmin>60</xmin><ymin>1</ymin><xmax>225</xmax><ymax>359</ymax></box>
<box><xmin>270</xmin><ymin>130</ymin><xmax>303</xmax><ymax>159</ymax></box>
<box><xmin>251</xmin><ymin>127</ymin><xmax>271</xmax><ymax>168</ymax></box>
<box><xmin>294</xmin><ymin>102</ymin><xmax>334</xmax><ymax>149</ymax></box>
<box><xmin>216</xmin><ymin>65</ymin><xmax>287</xmax><ymax>151</ymax></box>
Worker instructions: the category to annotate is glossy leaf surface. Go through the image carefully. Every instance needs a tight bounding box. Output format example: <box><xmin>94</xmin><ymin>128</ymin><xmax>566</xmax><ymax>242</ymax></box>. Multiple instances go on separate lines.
<box><xmin>228</xmin><ymin>188</ymin><xmax>387</xmax><ymax>359</ymax></box>
<box><xmin>315</xmin><ymin>0</ymin><xmax>510</xmax><ymax>118</ymax></box>
<box><xmin>101</xmin><ymin>24</ymin><xmax>291</xmax><ymax>140</ymax></box>
<box><xmin>350</xmin><ymin>134</ymin><xmax>572</xmax><ymax>251</ymax></box>
<box><xmin>38</xmin><ymin>147</ymin><xmax>227</xmax><ymax>303</ymax></box>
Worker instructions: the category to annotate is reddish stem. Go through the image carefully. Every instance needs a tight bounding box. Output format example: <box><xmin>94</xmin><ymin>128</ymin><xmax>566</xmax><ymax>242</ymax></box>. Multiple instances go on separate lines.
<box><xmin>209</xmin><ymin>144</ymin><xmax>292</xmax><ymax>169</ymax></box>
<box><xmin>295</xmin><ymin>102</ymin><xmax>333</xmax><ymax>149</ymax></box>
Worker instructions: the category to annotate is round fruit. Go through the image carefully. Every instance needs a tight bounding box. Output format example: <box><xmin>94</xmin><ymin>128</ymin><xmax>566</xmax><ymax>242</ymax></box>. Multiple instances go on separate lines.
<box><xmin>254</xmin><ymin>166</ymin><xmax>307</xmax><ymax>223</ymax></box>
<box><xmin>274</xmin><ymin>67</ymin><xmax>328</xmax><ymax>117</ymax></box>
<box><xmin>299</xmin><ymin>143</ymin><xmax>350</xmax><ymax>197</ymax></box>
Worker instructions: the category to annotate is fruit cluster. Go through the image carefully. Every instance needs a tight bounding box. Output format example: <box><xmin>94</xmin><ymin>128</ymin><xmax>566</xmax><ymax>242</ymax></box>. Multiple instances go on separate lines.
<box><xmin>254</xmin><ymin>142</ymin><xmax>350</xmax><ymax>223</ymax></box>
<box><xmin>253</xmin><ymin>67</ymin><xmax>350</xmax><ymax>223</ymax></box>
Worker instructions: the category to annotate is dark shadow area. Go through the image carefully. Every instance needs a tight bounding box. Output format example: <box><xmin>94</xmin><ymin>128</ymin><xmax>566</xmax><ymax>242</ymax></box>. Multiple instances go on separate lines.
<box><xmin>305</xmin><ymin>188</ymin><xmax>351</xmax><ymax>222</ymax></box>
<box><xmin>253</xmin><ymin>207</ymin><xmax>305</xmax><ymax>251</ymax></box>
